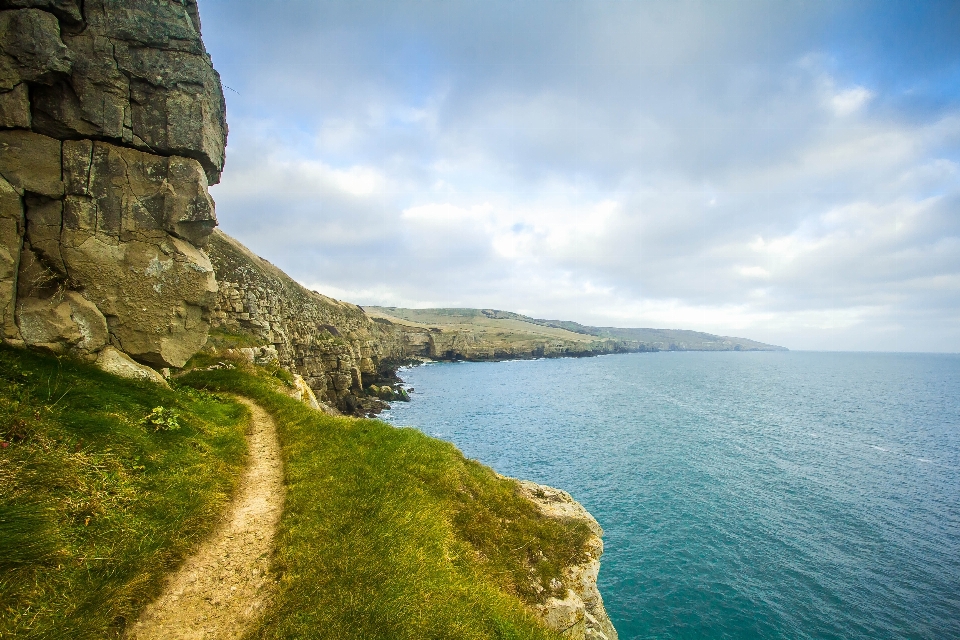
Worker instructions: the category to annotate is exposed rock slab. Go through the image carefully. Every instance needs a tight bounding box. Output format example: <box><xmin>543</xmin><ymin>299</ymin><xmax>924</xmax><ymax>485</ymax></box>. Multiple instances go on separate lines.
<box><xmin>17</xmin><ymin>289</ymin><xmax>107</xmax><ymax>355</ymax></box>
<box><xmin>516</xmin><ymin>480</ymin><xmax>619</xmax><ymax>640</ymax></box>
<box><xmin>95</xmin><ymin>346</ymin><xmax>167</xmax><ymax>386</ymax></box>
<box><xmin>0</xmin><ymin>0</ymin><xmax>226</xmax><ymax>369</ymax></box>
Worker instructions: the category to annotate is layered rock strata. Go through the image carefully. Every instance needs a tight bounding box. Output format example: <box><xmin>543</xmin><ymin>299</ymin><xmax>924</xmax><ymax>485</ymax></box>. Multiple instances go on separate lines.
<box><xmin>516</xmin><ymin>480</ymin><xmax>619</xmax><ymax>640</ymax></box>
<box><xmin>207</xmin><ymin>230</ymin><xmax>401</xmax><ymax>413</ymax></box>
<box><xmin>0</xmin><ymin>0</ymin><xmax>226</xmax><ymax>370</ymax></box>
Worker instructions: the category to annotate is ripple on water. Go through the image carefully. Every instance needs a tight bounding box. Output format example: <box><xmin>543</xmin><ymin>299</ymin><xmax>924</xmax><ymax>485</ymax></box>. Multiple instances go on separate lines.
<box><xmin>384</xmin><ymin>352</ymin><xmax>960</xmax><ymax>640</ymax></box>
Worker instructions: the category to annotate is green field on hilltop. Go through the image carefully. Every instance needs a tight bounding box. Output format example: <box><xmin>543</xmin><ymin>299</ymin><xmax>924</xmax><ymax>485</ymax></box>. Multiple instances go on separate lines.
<box><xmin>366</xmin><ymin>306</ymin><xmax>786</xmax><ymax>351</ymax></box>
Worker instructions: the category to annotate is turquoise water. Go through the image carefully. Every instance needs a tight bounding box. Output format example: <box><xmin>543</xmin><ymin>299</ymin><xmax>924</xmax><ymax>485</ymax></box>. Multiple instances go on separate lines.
<box><xmin>382</xmin><ymin>352</ymin><xmax>960</xmax><ymax>639</ymax></box>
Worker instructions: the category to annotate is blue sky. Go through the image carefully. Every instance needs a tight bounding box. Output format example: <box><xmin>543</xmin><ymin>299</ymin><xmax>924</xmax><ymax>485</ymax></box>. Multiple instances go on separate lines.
<box><xmin>199</xmin><ymin>0</ymin><xmax>960</xmax><ymax>351</ymax></box>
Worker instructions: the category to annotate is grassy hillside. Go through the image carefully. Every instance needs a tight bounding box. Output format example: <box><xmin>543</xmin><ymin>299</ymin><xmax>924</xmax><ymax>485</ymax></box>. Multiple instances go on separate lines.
<box><xmin>0</xmin><ymin>346</ymin><xmax>248</xmax><ymax>638</ymax></box>
<box><xmin>367</xmin><ymin>306</ymin><xmax>786</xmax><ymax>353</ymax></box>
<box><xmin>366</xmin><ymin>307</ymin><xmax>604</xmax><ymax>346</ymax></box>
<box><xmin>180</xmin><ymin>363</ymin><xmax>589</xmax><ymax>640</ymax></box>
<box><xmin>1</xmin><ymin>345</ymin><xmax>589</xmax><ymax>639</ymax></box>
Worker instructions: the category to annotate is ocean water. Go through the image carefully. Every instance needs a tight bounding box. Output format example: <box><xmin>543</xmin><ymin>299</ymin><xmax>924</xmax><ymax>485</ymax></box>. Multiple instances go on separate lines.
<box><xmin>382</xmin><ymin>351</ymin><xmax>960</xmax><ymax>640</ymax></box>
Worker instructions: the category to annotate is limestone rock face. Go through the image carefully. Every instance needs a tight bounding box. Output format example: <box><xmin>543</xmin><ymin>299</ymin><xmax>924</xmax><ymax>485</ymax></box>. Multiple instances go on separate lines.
<box><xmin>61</xmin><ymin>231</ymin><xmax>216</xmax><ymax>367</ymax></box>
<box><xmin>17</xmin><ymin>289</ymin><xmax>107</xmax><ymax>355</ymax></box>
<box><xmin>0</xmin><ymin>174</ymin><xmax>23</xmax><ymax>339</ymax></box>
<box><xmin>24</xmin><ymin>0</ymin><xmax>227</xmax><ymax>184</ymax></box>
<box><xmin>516</xmin><ymin>480</ymin><xmax>619</xmax><ymax>640</ymax></box>
<box><xmin>0</xmin><ymin>0</ymin><xmax>225</xmax><ymax>369</ymax></box>
<box><xmin>207</xmin><ymin>230</ymin><xmax>403</xmax><ymax>414</ymax></box>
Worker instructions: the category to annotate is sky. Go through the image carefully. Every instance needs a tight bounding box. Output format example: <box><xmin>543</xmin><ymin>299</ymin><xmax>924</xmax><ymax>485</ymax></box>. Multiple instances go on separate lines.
<box><xmin>198</xmin><ymin>0</ymin><xmax>960</xmax><ymax>352</ymax></box>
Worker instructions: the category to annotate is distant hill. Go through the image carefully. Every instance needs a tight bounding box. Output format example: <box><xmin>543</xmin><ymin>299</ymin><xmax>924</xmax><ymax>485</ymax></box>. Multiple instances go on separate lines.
<box><xmin>365</xmin><ymin>307</ymin><xmax>787</xmax><ymax>357</ymax></box>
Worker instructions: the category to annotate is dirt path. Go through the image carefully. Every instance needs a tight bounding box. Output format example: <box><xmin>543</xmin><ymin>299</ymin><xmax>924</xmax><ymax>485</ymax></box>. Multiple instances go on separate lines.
<box><xmin>128</xmin><ymin>398</ymin><xmax>284</xmax><ymax>640</ymax></box>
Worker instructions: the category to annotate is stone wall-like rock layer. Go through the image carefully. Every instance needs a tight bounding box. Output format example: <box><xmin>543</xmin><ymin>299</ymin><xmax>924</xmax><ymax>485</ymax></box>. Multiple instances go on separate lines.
<box><xmin>0</xmin><ymin>0</ymin><xmax>226</xmax><ymax>369</ymax></box>
<box><xmin>207</xmin><ymin>230</ymin><xmax>402</xmax><ymax>411</ymax></box>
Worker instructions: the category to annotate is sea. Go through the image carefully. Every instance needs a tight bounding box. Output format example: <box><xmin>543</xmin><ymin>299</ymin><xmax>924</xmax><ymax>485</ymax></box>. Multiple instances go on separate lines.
<box><xmin>381</xmin><ymin>351</ymin><xmax>960</xmax><ymax>640</ymax></box>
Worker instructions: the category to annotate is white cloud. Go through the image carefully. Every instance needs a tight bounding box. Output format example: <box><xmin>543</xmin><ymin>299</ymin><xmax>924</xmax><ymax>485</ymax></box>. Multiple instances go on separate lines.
<box><xmin>202</xmin><ymin>2</ymin><xmax>960</xmax><ymax>352</ymax></box>
<box><xmin>830</xmin><ymin>86</ymin><xmax>874</xmax><ymax>116</ymax></box>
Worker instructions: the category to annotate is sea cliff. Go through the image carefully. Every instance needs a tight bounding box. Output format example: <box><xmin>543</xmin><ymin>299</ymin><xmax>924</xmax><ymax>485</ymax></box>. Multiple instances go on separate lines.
<box><xmin>0</xmin><ymin>2</ymin><xmax>619</xmax><ymax>637</ymax></box>
<box><xmin>517</xmin><ymin>480</ymin><xmax>619</xmax><ymax>640</ymax></box>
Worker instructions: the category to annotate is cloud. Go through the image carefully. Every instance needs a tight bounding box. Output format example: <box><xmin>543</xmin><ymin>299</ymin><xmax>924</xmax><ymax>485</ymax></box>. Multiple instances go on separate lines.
<box><xmin>830</xmin><ymin>86</ymin><xmax>874</xmax><ymax>116</ymax></box>
<box><xmin>199</xmin><ymin>0</ymin><xmax>960</xmax><ymax>351</ymax></box>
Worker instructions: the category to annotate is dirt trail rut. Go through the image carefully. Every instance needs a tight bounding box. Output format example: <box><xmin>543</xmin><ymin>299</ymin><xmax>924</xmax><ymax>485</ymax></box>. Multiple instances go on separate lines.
<box><xmin>128</xmin><ymin>398</ymin><xmax>284</xmax><ymax>640</ymax></box>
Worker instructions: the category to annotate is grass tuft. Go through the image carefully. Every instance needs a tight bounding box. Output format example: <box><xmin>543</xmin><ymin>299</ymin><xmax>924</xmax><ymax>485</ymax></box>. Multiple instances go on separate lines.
<box><xmin>0</xmin><ymin>345</ymin><xmax>247</xmax><ymax>639</ymax></box>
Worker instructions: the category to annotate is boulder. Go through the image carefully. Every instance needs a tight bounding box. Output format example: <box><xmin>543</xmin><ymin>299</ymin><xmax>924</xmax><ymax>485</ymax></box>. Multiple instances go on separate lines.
<box><xmin>60</xmin><ymin>232</ymin><xmax>216</xmax><ymax>368</ymax></box>
<box><xmin>16</xmin><ymin>289</ymin><xmax>107</xmax><ymax>355</ymax></box>
<box><xmin>291</xmin><ymin>374</ymin><xmax>321</xmax><ymax>410</ymax></box>
<box><xmin>0</xmin><ymin>137</ymin><xmax>220</xmax><ymax>368</ymax></box>
<box><xmin>96</xmin><ymin>346</ymin><xmax>168</xmax><ymax>386</ymax></box>
<box><xmin>61</xmin><ymin>140</ymin><xmax>217</xmax><ymax>247</ymax></box>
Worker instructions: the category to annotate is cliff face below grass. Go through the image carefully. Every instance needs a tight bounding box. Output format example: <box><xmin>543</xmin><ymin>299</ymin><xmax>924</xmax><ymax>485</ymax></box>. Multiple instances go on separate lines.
<box><xmin>367</xmin><ymin>306</ymin><xmax>786</xmax><ymax>358</ymax></box>
<box><xmin>0</xmin><ymin>0</ymin><xmax>225</xmax><ymax>370</ymax></box>
<box><xmin>206</xmin><ymin>230</ymin><xmax>404</xmax><ymax>414</ymax></box>
<box><xmin>517</xmin><ymin>480</ymin><xmax>619</xmax><ymax>640</ymax></box>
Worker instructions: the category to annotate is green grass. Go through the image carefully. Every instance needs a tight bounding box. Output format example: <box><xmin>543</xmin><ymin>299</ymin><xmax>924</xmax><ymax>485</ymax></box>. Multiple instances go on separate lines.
<box><xmin>203</xmin><ymin>326</ymin><xmax>265</xmax><ymax>350</ymax></box>
<box><xmin>181</xmin><ymin>366</ymin><xmax>592</xmax><ymax>640</ymax></box>
<box><xmin>0</xmin><ymin>344</ymin><xmax>592</xmax><ymax>639</ymax></box>
<box><xmin>0</xmin><ymin>345</ymin><xmax>248</xmax><ymax>639</ymax></box>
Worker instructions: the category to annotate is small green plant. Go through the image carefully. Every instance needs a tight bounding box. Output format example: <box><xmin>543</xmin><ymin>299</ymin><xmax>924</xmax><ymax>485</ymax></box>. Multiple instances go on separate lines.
<box><xmin>143</xmin><ymin>406</ymin><xmax>181</xmax><ymax>431</ymax></box>
<box><xmin>0</xmin><ymin>344</ymin><xmax>247</xmax><ymax>638</ymax></box>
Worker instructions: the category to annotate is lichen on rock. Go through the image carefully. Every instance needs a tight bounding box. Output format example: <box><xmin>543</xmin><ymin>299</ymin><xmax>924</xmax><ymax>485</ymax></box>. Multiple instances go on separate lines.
<box><xmin>0</xmin><ymin>0</ymin><xmax>226</xmax><ymax>373</ymax></box>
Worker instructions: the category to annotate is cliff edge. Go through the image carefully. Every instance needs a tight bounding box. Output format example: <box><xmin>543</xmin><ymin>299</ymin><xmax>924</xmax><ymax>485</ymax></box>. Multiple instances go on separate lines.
<box><xmin>517</xmin><ymin>480</ymin><xmax>619</xmax><ymax>640</ymax></box>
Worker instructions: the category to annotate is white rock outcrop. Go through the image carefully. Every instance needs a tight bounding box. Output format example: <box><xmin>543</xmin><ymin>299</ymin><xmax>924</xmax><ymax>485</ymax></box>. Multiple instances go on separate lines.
<box><xmin>515</xmin><ymin>480</ymin><xmax>619</xmax><ymax>640</ymax></box>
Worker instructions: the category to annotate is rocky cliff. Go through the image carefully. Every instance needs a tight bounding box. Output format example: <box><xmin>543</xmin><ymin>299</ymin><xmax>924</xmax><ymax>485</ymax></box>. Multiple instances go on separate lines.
<box><xmin>365</xmin><ymin>307</ymin><xmax>642</xmax><ymax>361</ymax></box>
<box><xmin>517</xmin><ymin>480</ymin><xmax>619</xmax><ymax>640</ymax></box>
<box><xmin>206</xmin><ymin>230</ymin><xmax>404</xmax><ymax>413</ymax></box>
<box><xmin>0</xmin><ymin>0</ymin><xmax>225</xmax><ymax>370</ymax></box>
<box><xmin>367</xmin><ymin>307</ymin><xmax>786</xmax><ymax>356</ymax></box>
